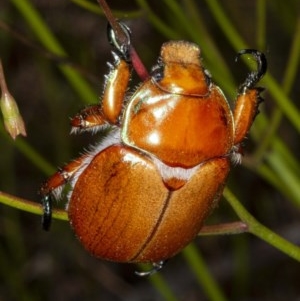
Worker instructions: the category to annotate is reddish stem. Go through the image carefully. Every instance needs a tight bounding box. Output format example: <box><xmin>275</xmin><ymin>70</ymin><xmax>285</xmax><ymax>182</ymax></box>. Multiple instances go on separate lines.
<box><xmin>129</xmin><ymin>47</ymin><xmax>149</xmax><ymax>80</ymax></box>
<box><xmin>199</xmin><ymin>221</ymin><xmax>249</xmax><ymax>236</ymax></box>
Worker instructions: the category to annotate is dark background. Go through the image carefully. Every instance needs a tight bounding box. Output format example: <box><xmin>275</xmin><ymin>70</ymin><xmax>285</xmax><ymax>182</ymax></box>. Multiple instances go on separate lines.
<box><xmin>0</xmin><ymin>1</ymin><xmax>300</xmax><ymax>300</ymax></box>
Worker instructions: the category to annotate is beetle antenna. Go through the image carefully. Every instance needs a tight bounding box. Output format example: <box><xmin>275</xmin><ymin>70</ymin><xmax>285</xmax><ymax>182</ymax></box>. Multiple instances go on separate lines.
<box><xmin>236</xmin><ymin>49</ymin><xmax>267</xmax><ymax>93</ymax></box>
<box><xmin>134</xmin><ymin>260</ymin><xmax>166</xmax><ymax>277</ymax></box>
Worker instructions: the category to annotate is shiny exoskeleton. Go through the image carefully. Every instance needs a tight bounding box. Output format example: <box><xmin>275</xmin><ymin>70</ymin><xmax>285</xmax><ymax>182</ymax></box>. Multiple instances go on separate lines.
<box><xmin>40</xmin><ymin>24</ymin><xmax>267</xmax><ymax>276</ymax></box>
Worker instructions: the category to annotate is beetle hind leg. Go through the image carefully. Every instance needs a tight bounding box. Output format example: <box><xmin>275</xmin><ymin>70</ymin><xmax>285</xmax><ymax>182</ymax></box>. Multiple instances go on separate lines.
<box><xmin>41</xmin><ymin>194</ymin><xmax>53</xmax><ymax>231</ymax></box>
<box><xmin>39</xmin><ymin>154</ymin><xmax>89</xmax><ymax>230</ymax></box>
<box><xmin>134</xmin><ymin>261</ymin><xmax>166</xmax><ymax>277</ymax></box>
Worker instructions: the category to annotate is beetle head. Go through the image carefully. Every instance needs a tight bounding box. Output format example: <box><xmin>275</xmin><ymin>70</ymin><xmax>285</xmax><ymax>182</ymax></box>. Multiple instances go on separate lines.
<box><xmin>152</xmin><ymin>41</ymin><xmax>211</xmax><ymax>96</ymax></box>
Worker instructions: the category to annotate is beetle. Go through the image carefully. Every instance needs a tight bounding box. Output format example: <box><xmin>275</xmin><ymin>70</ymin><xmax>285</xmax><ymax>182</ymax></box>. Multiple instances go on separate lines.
<box><xmin>40</xmin><ymin>23</ymin><xmax>266</xmax><ymax>276</ymax></box>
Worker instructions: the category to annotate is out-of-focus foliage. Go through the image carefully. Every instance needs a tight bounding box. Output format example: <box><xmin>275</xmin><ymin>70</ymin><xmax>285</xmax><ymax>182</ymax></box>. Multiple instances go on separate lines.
<box><xmin>0</xmin><ymin>0</ymin><xmax>299</xmax><ymax>300</ymax></box>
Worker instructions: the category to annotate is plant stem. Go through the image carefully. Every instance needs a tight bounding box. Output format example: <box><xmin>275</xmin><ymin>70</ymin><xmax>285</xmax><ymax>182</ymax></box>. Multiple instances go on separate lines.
<box><xmin>199</xmin><ymin>221</ymin><xmax>248</xmax><ymax>236</ymax></box>
<box><xmin>224</xmin><ymin>188</ymin><xmax>300</xmax><ymax>262</ymax></box>
<box><xmin>182</xmin><ymin>244</ymin><xmax>228</xmax><ymax>301</ymax></box>
<box><xmin>0</xmin><ymin>191</ymin><xmax>67</xmax><ymax>221</ymax></box>
<box><xmin>205</xmin><ymin>0</ymin><xmax>300</xmax><ymax>133</ymax></box>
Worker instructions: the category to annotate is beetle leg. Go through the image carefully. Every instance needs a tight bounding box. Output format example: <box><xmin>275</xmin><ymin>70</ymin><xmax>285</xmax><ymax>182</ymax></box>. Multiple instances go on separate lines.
<box><xmin>70</xmin><ymin>105</ymin><xmax>107</xmax><ymax>134</ymax></box>
<box><xmin>71</xmin><ymin>53</ymin><xmax>131</xmax><ymax>134</ymax></box>
<box><xmin>236</xmin><ymin>49</ymin><xmax>267</xmax><ymax>93</ymax></box>
<box><xmin>41</xmin><ymin>194</ymin><xmax>52</xmax><ymax>231</ymax></box>
<box><xmin>40</xmin><ymin>154</ymin><xmax>88</xmax><ymax>196</ymax></box>
<box><xmin>107</xmin><ymin>21</ymin><xmax>149</xmax><ymax>81</ymax></box>
<box><xmin>233</xmin><ymin>50</ymin><xmax>267</xmax><ymax>149</ymax></box>
<box><xmin>40</xmin><ymin>154</ymin><xmax>89</xmax><ymax>230</ymax></box>
<box><xmin>107</xmin><ymin>21</ymin><xmax>131</xmax><ymax>62</ymax></box>
<box><xmin>71</xmin><ymin>22</ymin><xmax>132</xmax><ymax>134</ymax></box>
<box><xmin>134</xmin><ymin>260</ymin><xmax>166</xmax><ymax>277</ymax></box>
<box><xmin>101</xmin><ymin>53</ymin><xmax>131</xmax><ymax>124</ymax></box>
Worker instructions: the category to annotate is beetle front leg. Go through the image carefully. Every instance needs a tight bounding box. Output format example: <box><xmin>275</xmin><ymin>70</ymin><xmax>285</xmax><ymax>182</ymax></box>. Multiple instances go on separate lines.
<box><xmin>102</xmin><ymin>52</ymin><xmax>132</xmax><ymax>124</ymax></box>
<box><xmin>71</xmin><ymin>53</ymin><xmax>131</xmax><ymax>133</ymax></box>
<box><xmin>233</xmin><ymin>50</ymin><xmax>267</xmax><ymax>149</ymax></box>
<box><xmin>70</xmin><ymin>104</ymin><xmax>107</xmax><ymax>134</ymax></box>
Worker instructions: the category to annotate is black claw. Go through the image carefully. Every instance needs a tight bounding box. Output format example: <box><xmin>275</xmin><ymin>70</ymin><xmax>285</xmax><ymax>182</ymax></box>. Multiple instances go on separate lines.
<box><xmin>41</xmin><ymin>194</ymin><xmax>52</xmax><ymax>231</ymax></box>
<box><xmin>135</xmin><ymin>261</ymin><xmax>166</xmax><ymax>277</ymax></box>
<box><xmin>107</xmin><ymin>21</ymin><xmax>131</xmax><ymax>62</ymax></box>
<box><xmin>236</xmin><ymin>49</ymin><xmax>267</xmax><ymax>92</ymax></box>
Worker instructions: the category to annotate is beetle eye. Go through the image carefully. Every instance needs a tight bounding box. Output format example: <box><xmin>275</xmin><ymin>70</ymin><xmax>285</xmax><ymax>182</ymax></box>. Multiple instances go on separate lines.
<box><xmin>204</xmin><ymin>68</ymin><xmax>212</xmax><ymax>87</ymax></box>
<box><xmin>151</xmin><ymin>63</ymin><xmax>164</xmax><ymax>82</ymax></box>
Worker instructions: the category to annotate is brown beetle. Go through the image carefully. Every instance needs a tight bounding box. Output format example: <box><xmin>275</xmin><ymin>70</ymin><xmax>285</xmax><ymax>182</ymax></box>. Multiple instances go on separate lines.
<box><xmin>40</xmin><ymin>24</ymin><xmax>266</xmax><ymax>276</ymax></box>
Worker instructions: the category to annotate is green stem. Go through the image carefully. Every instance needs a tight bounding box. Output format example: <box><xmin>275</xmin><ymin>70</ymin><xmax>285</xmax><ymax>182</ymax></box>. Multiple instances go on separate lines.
<box><xmin>135</xmin><ymin>0</ymin><xmax>180</xmax><ymax>39</ymax></box>
<box><xmin>256</xmin><ymin>0</ymin><xmax>266</xmax><ymax>50</ymax></box>
<box><xmin>182</xmin><ymin>244</ymin><xmax>228</xmax><ymax>301</ymax></box>
<box><xmin>254</xmin><ymin>16</ymin><xmax>300</xmax><ymax>160</ymax></box>
<box><xmin>0</xmin><ymin>191</ymin><xmax>67</xmax><ymax>221</ymax></box>
<box><xmin>204</xmin><ymin>0</ymin><xmax>247</xmax><ymax>49</ymax></box>
<box><xmin>147</xmin><ymin>273</ymin><xmax>179</xmax><ymax>301</ymax></box>
<box><xmin>205</xmin><ymin>0</ymin><xmax>300</xmax><ymax>133</ymax></box>
<box><xmin>264</xmin><ymin>73</ymin><xmax>300</xmax><ymax>132</ymax></box>
<box><xmin>266</xmin><ymin>151</ymin><xmax>300</xmax><ymax>205</ymax></box>
<box><xmin>224</xmin><ymin>188</ymin><xmax>300</xmax><ymax>262</ymax></box>
<box><xmin>248</xmin><ymin>115</ymin><xmax>300</xmax><ymax>206</ymax></box>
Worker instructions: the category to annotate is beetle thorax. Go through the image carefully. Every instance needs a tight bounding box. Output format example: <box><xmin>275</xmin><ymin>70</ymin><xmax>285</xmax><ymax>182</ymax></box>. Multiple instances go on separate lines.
<box><xmin>121</xmin><ymin>41</ymin><xmax>234</xmax><ymax>168</ymax></box>
<box><xmin>122</xmin><ymin>81</ymin><xmax>234</xmax><ymax>169</ymax></box>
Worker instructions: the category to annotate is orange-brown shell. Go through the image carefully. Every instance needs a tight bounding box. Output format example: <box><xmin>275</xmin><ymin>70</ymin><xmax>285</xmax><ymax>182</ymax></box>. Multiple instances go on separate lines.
<box><xmin>68</xmin><ymin>145</ymin><xmax>230</xmax><ymax>263</ymax></box>
<box><xmin>41</xmin><ymin>40</ymin><xmax>266</xmax><ymax>266</ymax></box>
<box><xmin>122</xmin><ymin>83</ymin><xmax>233</xmax><ymax>168</ymax></box>
<box><xmin>68</xmin><ymin>42</ymin><xmax>233</xmax><ymax>262</ymax></box>
<box><xmin>122</xmin><ymin>41</ymin><xmax>234</xmax><ymax>168</ymax></box>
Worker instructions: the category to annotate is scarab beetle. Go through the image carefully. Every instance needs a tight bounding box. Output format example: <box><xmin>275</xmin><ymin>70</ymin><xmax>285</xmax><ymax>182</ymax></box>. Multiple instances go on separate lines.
<box><xmin>40</xmin><ymin>23</ymin><xmax>267</xmax><ymax>276</ymax></box>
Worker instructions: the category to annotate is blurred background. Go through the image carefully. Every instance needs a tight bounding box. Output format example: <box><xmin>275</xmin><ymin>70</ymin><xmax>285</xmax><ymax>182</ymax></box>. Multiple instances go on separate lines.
<box><xmin>0</xmin><ymin>0</ymin><xmax>300</xmax><ymax>300</ymax></box>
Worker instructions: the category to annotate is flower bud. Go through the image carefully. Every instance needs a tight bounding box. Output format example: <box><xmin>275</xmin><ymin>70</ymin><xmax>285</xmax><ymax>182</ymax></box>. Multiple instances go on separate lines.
<box><xmin>1</xmin><ymin>91</ymin><xmax>27</xmax><ymax>140</ymax></box>
<box><xmin>0</xmin><ymin>59</ymin><xmax>27</xmax><ymax>140</ymax></box>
